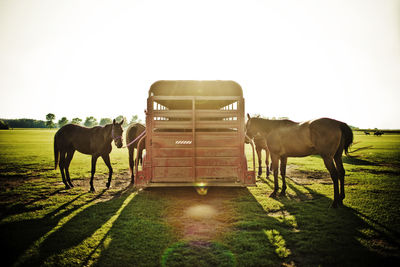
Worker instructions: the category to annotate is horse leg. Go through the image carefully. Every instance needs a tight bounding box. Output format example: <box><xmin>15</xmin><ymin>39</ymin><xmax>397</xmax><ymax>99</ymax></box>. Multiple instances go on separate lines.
<box><xmin>90</xmin><ymin>156</ymin><xmax>98</xmax><ymax>192</ymax></box>
<box><xmin>256</xmin><ymin>146</ymin><xmax>262</xmax><ymax>177</ymax></box>
<box><xmin>138</xmin><ymin>147</ymin><xmax>144</xmax><ymax>166</ymax></box>
<box><xmin>280</xmin><ymin>156</ymin><xmax>287</xmax><ymax>196</ymax></box>
<box><xmin>334</xmin><ymin>154</ymin><xmax>345</xmax><ymax>206</ymax></box>
<box><xmin>138</xmin><ymin>148</ymin><xmax>143</xmax><ymax>167</ymax></box>
<box><xmin>65</xmin><ymin>150</ymin><xmax>75</xmax><ymax>187</ymax></box>
<box><xmin>102</xmin><ymin>154</ymin><xmax>113</xmax><ymax>189</ymax></box>
<box><xmin>59</xmin><ymin>151</ymin><xmax>70</xmax><ymax>189</ymax></box>
<box><xmin>265</xmin><ymin>148</ymin><xmax>270</xmax><ymax>177</ymax></box>
<box><xmin>322</xmin><ymin>156</ymin><xmax>340</xmax><ymax>208</ymax></box>
<box><xmin>269</xmin><ymin>154</ymin><xmax>280</xmax><ymax>198</ymax></box>
<box><xmin>128</xmin><ymin>147</ymin><xmax>135</xmax><ymax>183</ymax></box>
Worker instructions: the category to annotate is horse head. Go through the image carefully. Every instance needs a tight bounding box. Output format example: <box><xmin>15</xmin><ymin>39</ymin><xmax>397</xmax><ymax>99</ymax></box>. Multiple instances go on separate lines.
<box><xmin>112</xmin><ymin>119</ymin><xmax>124</xmax><ymax>148</ymax></box>
<box><xmin>245</xmin><ymin>113</ymin><xmax>260</xmax><ymax>140</ymax></box>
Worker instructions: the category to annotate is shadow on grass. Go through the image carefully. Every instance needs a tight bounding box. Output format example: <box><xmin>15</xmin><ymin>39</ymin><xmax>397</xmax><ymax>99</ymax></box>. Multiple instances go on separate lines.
<box><xmin>94</xmin><ymin>188</ymin><xmax>177</xmax><ymax>267</ymax></box>
<box><xmin>1</xmin><ymin>189</ymin><xmax>108</xmax><ymax>266</ymax></box>
<box><xmin>0</xmin><ymin>188</ymin><xmax>65</xmax><ymax>220</ymax></box>
<box><xmin>1</xmin><ymin>185</ymin><xmax>174</xmax><ymax>267</ymax></box>
<box><xmin>2</xmin><ymin>182</ymin><xmax>399</xmax><ymax>266</ymax></box>
<box><xmin>343</xmin><ymin>156</ymin><xmax>376</xmax><ymax>166</ymax></box>
<box><xmin>223</xmin><ymin>180</ymin><xmax>399</xmax><ymax>266</ymax></box>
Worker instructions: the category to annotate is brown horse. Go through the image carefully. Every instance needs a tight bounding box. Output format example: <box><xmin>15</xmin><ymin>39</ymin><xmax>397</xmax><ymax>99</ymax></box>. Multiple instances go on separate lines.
<box><xmin>126</xmin><ymin>123</ymin><xmax>145</xmax><ymax>183</ymax></box>
<box><xmin>245</xmin><ymin>135</ymin><xmax>271</xmax><ymax>177</ymax></box>
<box><xmin>246</xmin><ymin>115</ymin><xmax>353</xmax><ymax>208</ymax></box>
<box><xmin>54</xmin><ymin>119</ymin><xmax>124</xmax><ymax>192</ymax></box>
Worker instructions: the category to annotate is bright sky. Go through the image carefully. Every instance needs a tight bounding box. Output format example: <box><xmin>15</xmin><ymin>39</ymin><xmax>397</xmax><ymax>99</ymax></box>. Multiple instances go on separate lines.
<box><xmin>1</xmin><ymin>0</ymin><xmax>399</xmax><ymax>129</ymax></box>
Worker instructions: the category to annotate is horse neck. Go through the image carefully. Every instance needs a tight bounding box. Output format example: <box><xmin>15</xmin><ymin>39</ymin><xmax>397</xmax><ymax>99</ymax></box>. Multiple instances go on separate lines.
<box><xmin>104</xmin><ymin>124</ymin><xmax>113</xmax><ymax>142</ymax></box>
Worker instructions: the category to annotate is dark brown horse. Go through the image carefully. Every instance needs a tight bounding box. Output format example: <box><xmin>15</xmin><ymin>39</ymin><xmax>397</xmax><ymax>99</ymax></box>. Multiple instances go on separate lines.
<box><xmin>246</xmin><ymin>115</ymin><xmax>353</xmax><ymax>208</ymax></box>
<box><xmin>126</xmin><ymin>123</ymin><xmax>145</xmax><ymax>183</ymax></box>
<box><xmin>245</xmin><ymin>135</ymin><xmax>271</xmax><ymax>177</ymax></box>
<box><xmin>54</xmin><ymin>119</ymin><xmax>124</xmax><ymax>192</ymax></box>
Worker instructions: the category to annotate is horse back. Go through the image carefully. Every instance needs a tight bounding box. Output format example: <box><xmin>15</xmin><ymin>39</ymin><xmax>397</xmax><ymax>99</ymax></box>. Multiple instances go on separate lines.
<box><xmin>266</xmin><ymin>121</ymin><xmax>315</xmax><ymax>157</ymax></box>
<box><xmin>55</xmin><ymin>124</ymin><xmax>108</xmax><ymax>155</ymax></box>
<box><xmin>308</xmin><ymin>118</ymin><xmax>343</xmax><ymax>156</ymax></box>
<box><xmin>126</xmin><ymin>123</ymin><xmax>145</xmax><ymax>148</ymax></box>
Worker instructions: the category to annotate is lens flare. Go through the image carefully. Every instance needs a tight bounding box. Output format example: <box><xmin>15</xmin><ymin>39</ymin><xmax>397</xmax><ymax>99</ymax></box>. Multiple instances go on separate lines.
<box><xmin>195</xmin><ymin>183</ymin><xmax>208</xmax><ymax>195</ymax></box>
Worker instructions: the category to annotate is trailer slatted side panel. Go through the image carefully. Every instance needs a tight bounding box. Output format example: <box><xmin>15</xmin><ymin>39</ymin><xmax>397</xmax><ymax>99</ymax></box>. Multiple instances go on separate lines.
<box><xmin>135</xmin><ymin>80</ymin><xmax>256</xmax><ymax>187</ymax></box>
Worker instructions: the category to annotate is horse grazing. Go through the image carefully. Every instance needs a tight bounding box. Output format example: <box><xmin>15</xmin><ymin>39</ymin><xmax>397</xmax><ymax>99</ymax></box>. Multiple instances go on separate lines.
<box><xmin>246</xmin><ymin>135</ymin><xmax>271</xmax><ymax>177</ymax></box>
<box><xmin>246</xmin><ymin>115</ymin><xmax>353</xmax><ymax>208</ymax></box>
<box><xmin>54</xmin><ymin>119</ymin><xmax>124</xmax><ymax>192</ymax></box>
<box><xmin>126</xmin><ymin>123</ymin><xmax>145</xmax><ymax>183</ymax></box>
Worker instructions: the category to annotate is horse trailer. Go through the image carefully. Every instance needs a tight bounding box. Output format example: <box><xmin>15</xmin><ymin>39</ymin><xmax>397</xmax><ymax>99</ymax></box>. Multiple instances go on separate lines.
<box><xmin>134</xmin><ymin>80</ymin><xmax>256</xmax><ymax>188</ymax></box>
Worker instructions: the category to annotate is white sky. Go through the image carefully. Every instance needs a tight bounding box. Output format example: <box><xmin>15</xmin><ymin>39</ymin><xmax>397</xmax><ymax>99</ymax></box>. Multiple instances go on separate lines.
<box><xmin>1</xmin><ymin>0</ymin><xmax>399</xmax><ymax>129</ymax></box>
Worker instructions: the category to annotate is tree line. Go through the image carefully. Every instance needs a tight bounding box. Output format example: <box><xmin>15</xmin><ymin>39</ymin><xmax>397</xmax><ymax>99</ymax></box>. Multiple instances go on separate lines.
<box><xmin>0</xmin><ymin>114</ymin><xmax>142</xmax><ymax>129</ymax></box>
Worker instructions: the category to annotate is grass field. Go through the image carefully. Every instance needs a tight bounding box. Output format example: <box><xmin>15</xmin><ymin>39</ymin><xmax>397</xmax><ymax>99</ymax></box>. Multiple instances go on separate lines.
<box><xmin>0</xmin><ymin>129</ymin><xmax>399</xmax><ymax>266</ymax></box>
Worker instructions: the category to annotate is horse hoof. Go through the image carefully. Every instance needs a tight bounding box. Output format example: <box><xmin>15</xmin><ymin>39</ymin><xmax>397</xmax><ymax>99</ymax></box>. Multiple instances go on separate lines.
<box><xmin>69</xmin><ymin>183</ymin><xmax>74</xmax><ymax>188</ymax></box>
<box><xmin>269</xmin><ymin>192</ymin><xmax>277</xmax><ymax>198</ymax></box>
<box><xmin>90</xmin><ymin>188</ymin><xmax>96</xmax><ymax>193</ymax></box>
<box><xmin>106</xmin><ymin>183</ymin><xmax>110</xmax><ymax>189</ymax></box>
<box><xmin>279</xmin><ymin>191</ymin><xmax>286</xmax><ymax>197</ymax></box>
<box><xmin>65</xmin><ymin>185</ymin><xmax>71</xmax><ymax>190</ymax></box>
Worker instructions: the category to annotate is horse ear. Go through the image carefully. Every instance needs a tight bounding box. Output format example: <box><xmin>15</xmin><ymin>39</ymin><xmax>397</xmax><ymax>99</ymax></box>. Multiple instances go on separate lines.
<box><xmin>120</xmin><ymin>119</ymin><xmax>124</xmax><ymax>126</ymax></box>
<box><xmin>113</xmin><ymin>119</ymin><xmax>116</xmax><ymax>125</ymax></box>
<box><xmin>247</xmin><ymin>113</ymin><xmax>251</xmax><ymax>120</ymax></box>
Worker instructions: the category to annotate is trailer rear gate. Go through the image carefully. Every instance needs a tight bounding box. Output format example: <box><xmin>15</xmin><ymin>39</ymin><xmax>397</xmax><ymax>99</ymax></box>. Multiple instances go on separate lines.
<box><xmin>135</xmin><ymin>81</ymin><xmax>255</xmax><ymax>187</ymax></box>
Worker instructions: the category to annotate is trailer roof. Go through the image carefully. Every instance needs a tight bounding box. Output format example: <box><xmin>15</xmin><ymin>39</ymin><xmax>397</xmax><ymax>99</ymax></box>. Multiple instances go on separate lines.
<box><xmin>149</xmin><ymin>80</ymin><xmax>242</xmax><ymax>96</ymax></box>
<box><xmin>149</xmin><ymin>80</ymin><xmax>243</xmax><ymax>109</ymax></box>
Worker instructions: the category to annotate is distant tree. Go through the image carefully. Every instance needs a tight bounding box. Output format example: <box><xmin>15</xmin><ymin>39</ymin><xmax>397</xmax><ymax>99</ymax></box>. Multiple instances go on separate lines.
<box><xmin>115</xmin><ymin>115</ymin><xmax>128</xmax><ymax>127</ymax></box>
<box><xmin>99</xmin><ymin>118</ymin><xmax>112</xmax><ymax>126</ymax></box>
<box><xmin>58</xmin><ymin>117</ymin><xmax>69</xmax><ymax>128</ymax></box>
<box><xmin>46</xmin><ymin>113</ymin><xmax>56</xmax><ymax>128</ymax></box>
<box><xmin>0</xmin><ymin>120</ymin><xmax>9</xmax><ymax>130</ymax></box>
<box><xmin>84</xmin><ymin>116</ymin><xmax>98</xmax><ymax>127</ymax></box>
<box><xmin>2</xmin><ymin>119</ymin><xmax>47</xmax><ymax>128</ymax></box>
<box><xmin>129</xmin><ymin>115</ymin><xmax>143</xmax><ymax>124</ymax></box>
<box><xmin>71</xmin><ymin>118</ymin><xmax>82</xmax><ymax>125</ymax></box>
<box><xmin>129</xmin><ymin>115</ymin><xmax>139</xmax><ymax>124</ymax></box>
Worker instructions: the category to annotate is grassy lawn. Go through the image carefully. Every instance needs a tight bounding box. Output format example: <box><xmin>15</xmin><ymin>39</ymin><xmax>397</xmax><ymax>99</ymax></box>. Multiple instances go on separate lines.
<box><xmin>0</xmin><ymin>129</ymin><xmax>399</xmax><ymax>266</ymax></box>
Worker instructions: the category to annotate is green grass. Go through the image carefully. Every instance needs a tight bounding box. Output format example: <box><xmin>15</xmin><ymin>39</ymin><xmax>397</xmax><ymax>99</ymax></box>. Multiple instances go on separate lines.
<box><xmin>0</xmin><ymin>129</ymin><xmax>399</xmax><ymax>266</ymax></box>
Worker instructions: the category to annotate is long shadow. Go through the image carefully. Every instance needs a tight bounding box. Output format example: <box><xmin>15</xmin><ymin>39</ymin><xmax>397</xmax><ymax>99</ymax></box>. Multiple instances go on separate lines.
<box><xmin>1</xmin><ymin>189</ymin><xmax>108</xmax><ymax>266</ymax></box>
<box><xmin>5</xmin><ymin>182</ymin><xmax>399</xmax><ymax>266</ymax></box>
<box><xmin>281</xmin><ymin>180</ymin><xmax>399</xmax><ymax>266</ymax></box>
<box><xmin>0</xmin><ymin>188</ymin><xmax>66</xmax><ymax>220</ymax></box>
<box><xmin>93</xmin><ymin>184</ymin><xmax>400</xmax><ymax>266</ymax></box>
<box><xmin>93</xmin><ymin>187</ymin><xmax>177</xmax><ymax>267</ymax></box>
<box><xmin>307</xmin><ymin>154</ymin><xmax>377</xmax><ymax>167</ymax></box>
<box><xmin>343</xmin><ymin>155</ymin><xmax>376</xmax><ymax>166</ymax></box>
<box><xmin>220</xmin><ymin>182</ymin><xmax>399</xmax><ymax>266</ymax></box>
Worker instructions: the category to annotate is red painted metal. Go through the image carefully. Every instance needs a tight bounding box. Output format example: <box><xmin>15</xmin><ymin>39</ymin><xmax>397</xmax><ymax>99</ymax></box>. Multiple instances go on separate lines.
<box><xmin>135</xmin><ymin>80</ymin><xmax>255</xmax><ymax>188</ymax></box>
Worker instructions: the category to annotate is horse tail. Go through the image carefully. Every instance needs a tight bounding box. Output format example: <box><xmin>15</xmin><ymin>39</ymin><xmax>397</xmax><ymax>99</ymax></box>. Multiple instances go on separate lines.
<box><xmin>340</xmin><ymin>122</ymin><xmax>354</xmax><ymax>156</ymax></box>
<box><xmin>54</xmin><ymin>135</ymin><xmax>59</xmax><ymax>170</ymax></box>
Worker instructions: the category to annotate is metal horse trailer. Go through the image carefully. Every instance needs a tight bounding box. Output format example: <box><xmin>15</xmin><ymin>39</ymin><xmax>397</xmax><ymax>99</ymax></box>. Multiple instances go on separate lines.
<box><xmin>134</xmin><ymin>80</ymin><xmax>256</xmax><ymax>188</ymax></box>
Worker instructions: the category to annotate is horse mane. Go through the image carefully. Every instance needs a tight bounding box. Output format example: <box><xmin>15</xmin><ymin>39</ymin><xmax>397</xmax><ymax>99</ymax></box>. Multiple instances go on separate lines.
<box><xmin>100</xmin><ymin>123</ymin><xmax>113</xmax><ymax>141</ymax></box>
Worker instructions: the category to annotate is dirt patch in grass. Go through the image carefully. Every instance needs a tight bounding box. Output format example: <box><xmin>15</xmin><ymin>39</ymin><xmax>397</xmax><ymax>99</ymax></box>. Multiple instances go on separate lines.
<box><xmin>286</xmin><ymin>165</ymin><xmax>332</xmax><ymax>185</ymax></box>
